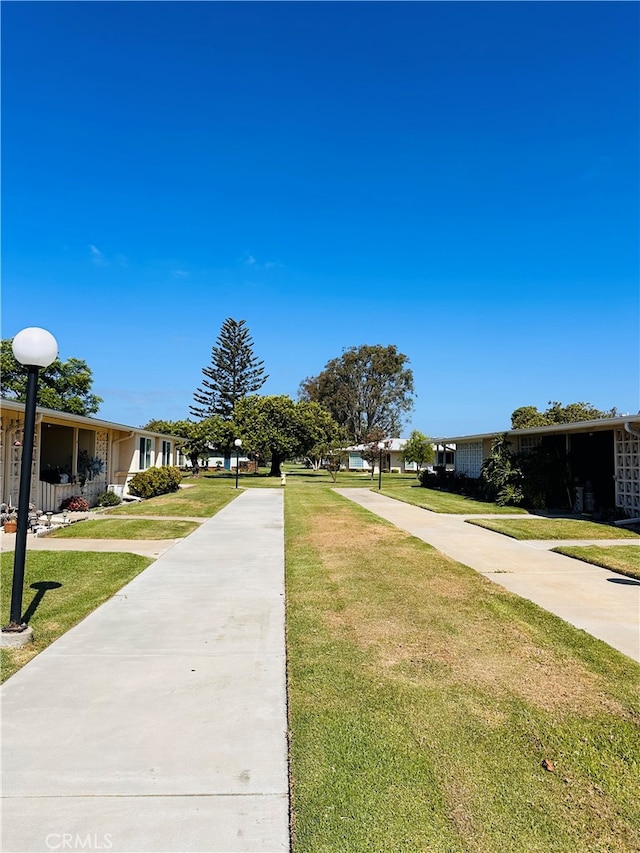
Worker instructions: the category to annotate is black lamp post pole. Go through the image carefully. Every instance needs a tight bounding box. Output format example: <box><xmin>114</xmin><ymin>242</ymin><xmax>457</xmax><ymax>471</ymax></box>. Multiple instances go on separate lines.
<box><xmin>235</xmin><ymin>447</ymin><xmax>240</xmax><ymax>489</ymax></box>
<box><xmin>7</xmin><ymin>366</ymin><xmax>39</xmax><ymax>629</ymax></box>
<box><xmin>378</xmin><ymin>446</ymin><xmax>383</xmax><ymax>491</ymax></box>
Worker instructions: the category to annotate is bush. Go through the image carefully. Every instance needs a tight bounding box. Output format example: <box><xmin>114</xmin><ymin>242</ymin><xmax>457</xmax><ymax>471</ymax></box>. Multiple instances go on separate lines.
<box><xmin>95</xmin><ymin>491</ymin><xmax>122</xmax><ymax>507</ymax></box>
<box><xmin>59</xmin><ymin>495</ymin><xmax>90</xmax><ymax>512</ymax></box>
<box><xmin>418</xmin><ymin>469</ymin><xmax>438</xmax><ymax>488</ymax></box>
<box><xmin>127</xmin><ymin>466</ymin><xmax>182</xmax><ymax>499</ymax></box>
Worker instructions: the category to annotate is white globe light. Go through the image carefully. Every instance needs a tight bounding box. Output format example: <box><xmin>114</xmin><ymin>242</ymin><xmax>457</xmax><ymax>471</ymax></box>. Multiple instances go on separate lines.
<box><xmin>12</xmin><ymin>327</ymin><xmax>58</xmax><ymax>368</ymax></box>
<box><xmin>234</xmin><ymin>438</ymin><xmax>243</xmax><ymax>448</ymax></box>
<box><xmin>378</xmin><ymin>441</ymin><xmax>385</xmax><ymax>450</ymax></box>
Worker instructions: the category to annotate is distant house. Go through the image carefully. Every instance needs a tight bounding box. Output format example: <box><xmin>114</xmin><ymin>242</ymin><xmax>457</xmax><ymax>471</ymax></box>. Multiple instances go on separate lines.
<box><xmin>345</xmin><ymin>438</ymin><xmax>437</xmax><ymax>474</ymax></box>
<box><xmin>435</xmin><ymin>415</ymin><xmax>640</xmax><ymax>516</ymax></box>
<box><xmin>183</xmin><ymin>451</ymin><xmax>255</xmax><ymax>472</ymax></box>
<box><xmin>0</xmin><ymin>400</ymin><xmax>182</xmax><ymax>512</ymax></box>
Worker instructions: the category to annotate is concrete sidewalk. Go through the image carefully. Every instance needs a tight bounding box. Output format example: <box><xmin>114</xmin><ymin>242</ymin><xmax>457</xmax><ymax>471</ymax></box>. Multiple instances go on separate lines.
<box><xmin>2</xmin><ymin>489</ymin><xmax>289</xmax><ymax>853</ymax></box>
<box><xmin>334</xmin><ymin>489</ymin><xmax>640</xmax><ymax>663</ymax></box>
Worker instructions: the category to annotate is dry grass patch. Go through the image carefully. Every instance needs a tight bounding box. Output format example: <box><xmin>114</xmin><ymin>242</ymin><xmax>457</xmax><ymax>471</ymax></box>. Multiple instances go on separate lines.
<box><xmin>308</xmin><ymin>503</ymin><xmax>621</xmax><ymax>718</ymax></box>
<box><xmin>287</xmin><ymin>484</ymin><xmax>640</xmax><ymax>853</ymax></box>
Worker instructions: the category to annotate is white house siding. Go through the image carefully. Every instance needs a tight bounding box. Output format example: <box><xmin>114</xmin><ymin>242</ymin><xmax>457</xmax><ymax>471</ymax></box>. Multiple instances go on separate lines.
<box><xmin>615</xmin><ymin>428</ymin><xmax>640</xmax><ymax>515</ymax></box>
<box><xmin>0</xmin><ymin>412</ymin><xmax>39</xmax><ymax>510</ymax></box>
<box><xmin>454</xmin><ymin>441</ymin><xmax>484</xmax><ymax>478</ymax></box>
<box><xmin>1</xmin><ymin>402</ymin><xmax>180</xmax><ymax>512</ymax></box>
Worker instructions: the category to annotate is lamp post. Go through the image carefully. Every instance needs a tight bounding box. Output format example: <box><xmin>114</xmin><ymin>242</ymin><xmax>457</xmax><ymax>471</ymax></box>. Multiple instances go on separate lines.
<box><xmin>234</xmin><ymin>439</ymin><xmax>242</xmax><ymax>489</ymax></box>
<box><xmin>2</xmin><ymin>328</ymin><xmax>58</xmax><ymax>637</ymax></box>
<box><xmin>377</xmin><ymin>441</ymin><xmax>385</xmax><ymax>490</ymax></box>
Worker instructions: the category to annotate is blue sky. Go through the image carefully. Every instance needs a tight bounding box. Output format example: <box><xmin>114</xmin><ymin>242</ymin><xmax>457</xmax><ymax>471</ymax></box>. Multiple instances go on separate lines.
<box><xmin>2</xmin><ymin>1</ymin><xmax>638</xmax><ymax>437</ymax></box>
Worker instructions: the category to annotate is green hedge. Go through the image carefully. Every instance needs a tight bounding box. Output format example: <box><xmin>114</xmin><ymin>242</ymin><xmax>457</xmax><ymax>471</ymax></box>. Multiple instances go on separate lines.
<box><xmin>127</xmin><ymin>466</ymin><xmax>182</xmax><ymax>499</ymax></box>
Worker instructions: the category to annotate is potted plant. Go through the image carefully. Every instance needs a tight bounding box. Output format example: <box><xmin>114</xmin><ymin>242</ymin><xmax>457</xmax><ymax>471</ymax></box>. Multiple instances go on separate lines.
<box><xmin>2</xmin><ymin>503</ymin><xmax>18</xmax><ymax>533</ymax></box>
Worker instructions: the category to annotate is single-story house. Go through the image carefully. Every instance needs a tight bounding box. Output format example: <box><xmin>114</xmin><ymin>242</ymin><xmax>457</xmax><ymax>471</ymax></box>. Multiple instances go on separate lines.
<box><xmin>0</xmin><ymin>399</ymin><xmax>182</xmax><ymax>512</ymax></box>
<box><xmin>435</xmin><ymin>415</ymin><xmax>640</xmax><ymax>517</ymax></box>
<box><xmin>345</xmin><ymin>438</ymin><xmax>438</xmax><ymax>474</ymax></box>
<box><xmin>183</xmin><ymin>452</ymin><xmax>255</xmax><ymax>472</ymax></box>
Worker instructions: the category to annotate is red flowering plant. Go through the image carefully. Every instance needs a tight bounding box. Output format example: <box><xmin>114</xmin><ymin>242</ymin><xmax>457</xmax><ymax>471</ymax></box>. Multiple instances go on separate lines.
<box><xmin>59</xmin><ymin>496</ymin><xmax>90</xmax><ymax>512</ymax></box>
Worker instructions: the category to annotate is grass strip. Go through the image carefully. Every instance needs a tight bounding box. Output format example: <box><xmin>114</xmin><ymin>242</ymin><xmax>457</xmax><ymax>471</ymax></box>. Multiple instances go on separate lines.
<box><xmin>380</xmin><ymin>485</ymin><xmax>529</xmax><ymax>514</ymax></box>
<box><xmin>466</xmin><ymin>517</ymin><xmax>640</xmax><ymax>540</ymax></box>
<box><xmin>552</xmin><ymin>545</ymin><xmax>640</xmax><ymax>581</ymax></box>
<box><xmin>107</xmin><ymin>476</ymin><xmax>241</xmax><ymax>516</ymax></box>
<box><xmin>46</xmin><ymin>519</ymin><xmax>199</xmax><ymax>540</ymax></box>
<box><xmin>1</xmin><ymin>551</ymin><xmax>152</xmax><ymax>682</ymax></box>
<box><xmin>285</xmin><ymin>484</ymin><xmax>640</xmax><ymax>853</ymax></box>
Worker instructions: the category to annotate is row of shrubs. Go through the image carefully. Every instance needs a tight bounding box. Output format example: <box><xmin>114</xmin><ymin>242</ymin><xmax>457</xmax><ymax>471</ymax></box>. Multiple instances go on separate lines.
<box><xmin>58</xmin><ymin>466</ymin><xmax>182</xmax><ymax>511</ymax></box>
<box><xmin>419</xmin><ymin>468</ymin><xmax>486</xmax><ymax>499</ymax></box>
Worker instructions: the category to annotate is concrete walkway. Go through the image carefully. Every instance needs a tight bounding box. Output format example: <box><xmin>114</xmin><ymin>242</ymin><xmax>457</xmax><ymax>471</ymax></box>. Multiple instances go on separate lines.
<box><xmin>334</xmin><ymin>489</ymin><xmax>640</xmax><ymax>663</ymax></box>
<box><xmin>2</xmin><ymin>489</ymin><xmax>289</xmax><ymax>853</ymax></box>
<box><xmin>1</xmin><ymin>530</ymin><xmax>179</xmax><ymax>559</ymax></box>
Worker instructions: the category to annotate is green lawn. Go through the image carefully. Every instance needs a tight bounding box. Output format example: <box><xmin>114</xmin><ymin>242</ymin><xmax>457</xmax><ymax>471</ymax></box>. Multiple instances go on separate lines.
<box><xmin>4</xmin><ymin>473</ymin><xmax>639</xmax><ymax>850</ymax></box>
<box><xmin>380</xmin><ymin>483</ymin><xmax>529</xmax><ymax>514</ymax></box>
<box><xmin>466</xmin><ymin>517</ymin><xmax>640</xmax><ymax>540</ymax></box>
<box><xmin>286</xmin><ymin>482</ymin><xmax>640</xmax><ymax>853</ymax></box>
<box><xmin>46</xmin><ymin>518</ymin><xmax>199</xmax><ymax>539</ymax></box>
<box><xmin>106</xmin><ymin>476</ymin><xmax>242</xmax><ymax>516</ymax></box>
<box><xmin>552</xmin><ymin>545</ymin><xmax>640</xmax><ymax>582</ymax></box>
<box><xmin>1</xmin><ymin>551</ymin><xmax>152</xmax><ymax>682</ymax></box>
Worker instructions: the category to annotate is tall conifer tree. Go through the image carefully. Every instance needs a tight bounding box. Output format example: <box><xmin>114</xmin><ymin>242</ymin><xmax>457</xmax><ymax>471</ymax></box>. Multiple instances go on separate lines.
<box><xmin>190</xmin><ymin>318</ymin><xmax>267</xmax><ymax>419</ymax></box>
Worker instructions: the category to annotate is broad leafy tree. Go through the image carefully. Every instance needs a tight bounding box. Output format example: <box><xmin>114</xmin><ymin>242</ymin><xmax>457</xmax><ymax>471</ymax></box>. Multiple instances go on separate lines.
<box><xmin>191</xmin><ymin>318</ymin><xmax>267</xmax><ymax>419</ymax></box>
<box><xmin>1</xmin><ymin>338</ymin><xmax>102</xmax><ymax>416</ymax></box>
<box><xmin>299</xmin><ymin>344</ymin><xmax>414</xmax><ymax>443</ymax></box>
<box><xmin>233</xmin><ymin>395</ymin><xmax>339</xmax><ymax>476</ymax></box>
<box><xmin>143</xmin><ymin>417</ymin><xmax>234</xmax><ymax>475</ymax></box>
<box><xmin>511</xmin><ymin>401</ymin><xmax>619</xmax><ymax>429</ymax></box>
<box><xmin>401</xmin><ymin>430</ymin><xmax>435</xmax><ymax>477</ymax></box>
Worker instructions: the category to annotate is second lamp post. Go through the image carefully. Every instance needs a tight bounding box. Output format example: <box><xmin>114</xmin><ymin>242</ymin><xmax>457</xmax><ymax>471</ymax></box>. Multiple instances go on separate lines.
<box><xmin>377</xmin><ymin>441</ymin><xmax>385</xmax><ymax>490</ymax></box>
<box><xmin>234</xmin><ymin>439</ymin><xmax>242</xmax><ymax>489</ymax></box>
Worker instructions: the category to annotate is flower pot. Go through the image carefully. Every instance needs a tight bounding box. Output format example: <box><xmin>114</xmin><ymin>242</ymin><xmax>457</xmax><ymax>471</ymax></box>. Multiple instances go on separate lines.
<box><xmin>3</xmin><ymin>520</ymin><xmax>18</xmax><ymax>533</ymax></box>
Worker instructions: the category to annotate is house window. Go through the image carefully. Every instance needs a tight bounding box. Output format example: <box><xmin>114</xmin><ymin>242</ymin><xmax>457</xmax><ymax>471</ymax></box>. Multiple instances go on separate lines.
<box><xmin>161</xmin><ymin>440</ymin><xmax>171</xmax><ymax>466</ymax></box>
<box><xmin>349</xmin><ymin>453</ymin><xmax>364</xmax><ymax>469</ymax></box>
<box><xmin>519</xmin><ymin>436</ymin><xmax>542</xmax><ymax>453</ymax></box>
<box><xmin>139</xmin><ymin>437</ymin><xmax>153</xmax><ymax>470</ymax></box>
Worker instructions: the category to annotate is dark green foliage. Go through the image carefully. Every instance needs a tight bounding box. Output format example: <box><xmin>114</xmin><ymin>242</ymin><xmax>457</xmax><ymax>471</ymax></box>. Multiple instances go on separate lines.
<box><xmin>480</xmin><ymin>434</ymin><xmax>523</xmax><ymax>506</ymax></box>
<box><xmin>191</xmin><ymin>318</ymin><xmax>267</xmax><ymax>419</ymax></box>
<box><xmin>401</xmin><ymin>430</ymin><xmax>435</xmax><ymax>476</ymax></box>
<box><xmin>511</xmin><ymin>401</ymin><xmax>619</xmax><ymax>429</ymax></box>
<box><xmin>479</xmin><ymin>435</ymin><xmax>572</xmax><ymax>510</ymax></box>
<box><xmin>234</xmin><ymin>395</ymin><xmax>339</xmax><ymax>476</ymax></box>
<box><xmin>1</xmin><ymin>339</ymin><xmax>103</xmax><ymax>416</ymax></box>
<box><xmin>142</xmin><ymin>417</ymin><xmax>235</xmax><ymax>475</ymax></box>
<box><xmin>299</xmin><ymin>344</ymin><xmax>414</xmax><ymax>443</ymax></box>
<box><xmin>95</xmin><ymin>491</ymin><xmax>122</xmax><ymax>507</ymax></box>
<box><xmin>419</xmin><ymin>467</ymin><xmax>484</xmax><ymax>499</ymax></box>
<box><xmin>127</xmin><ymin>466</ymin><xmax>182</xmax><ymax>499</ymax></box>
